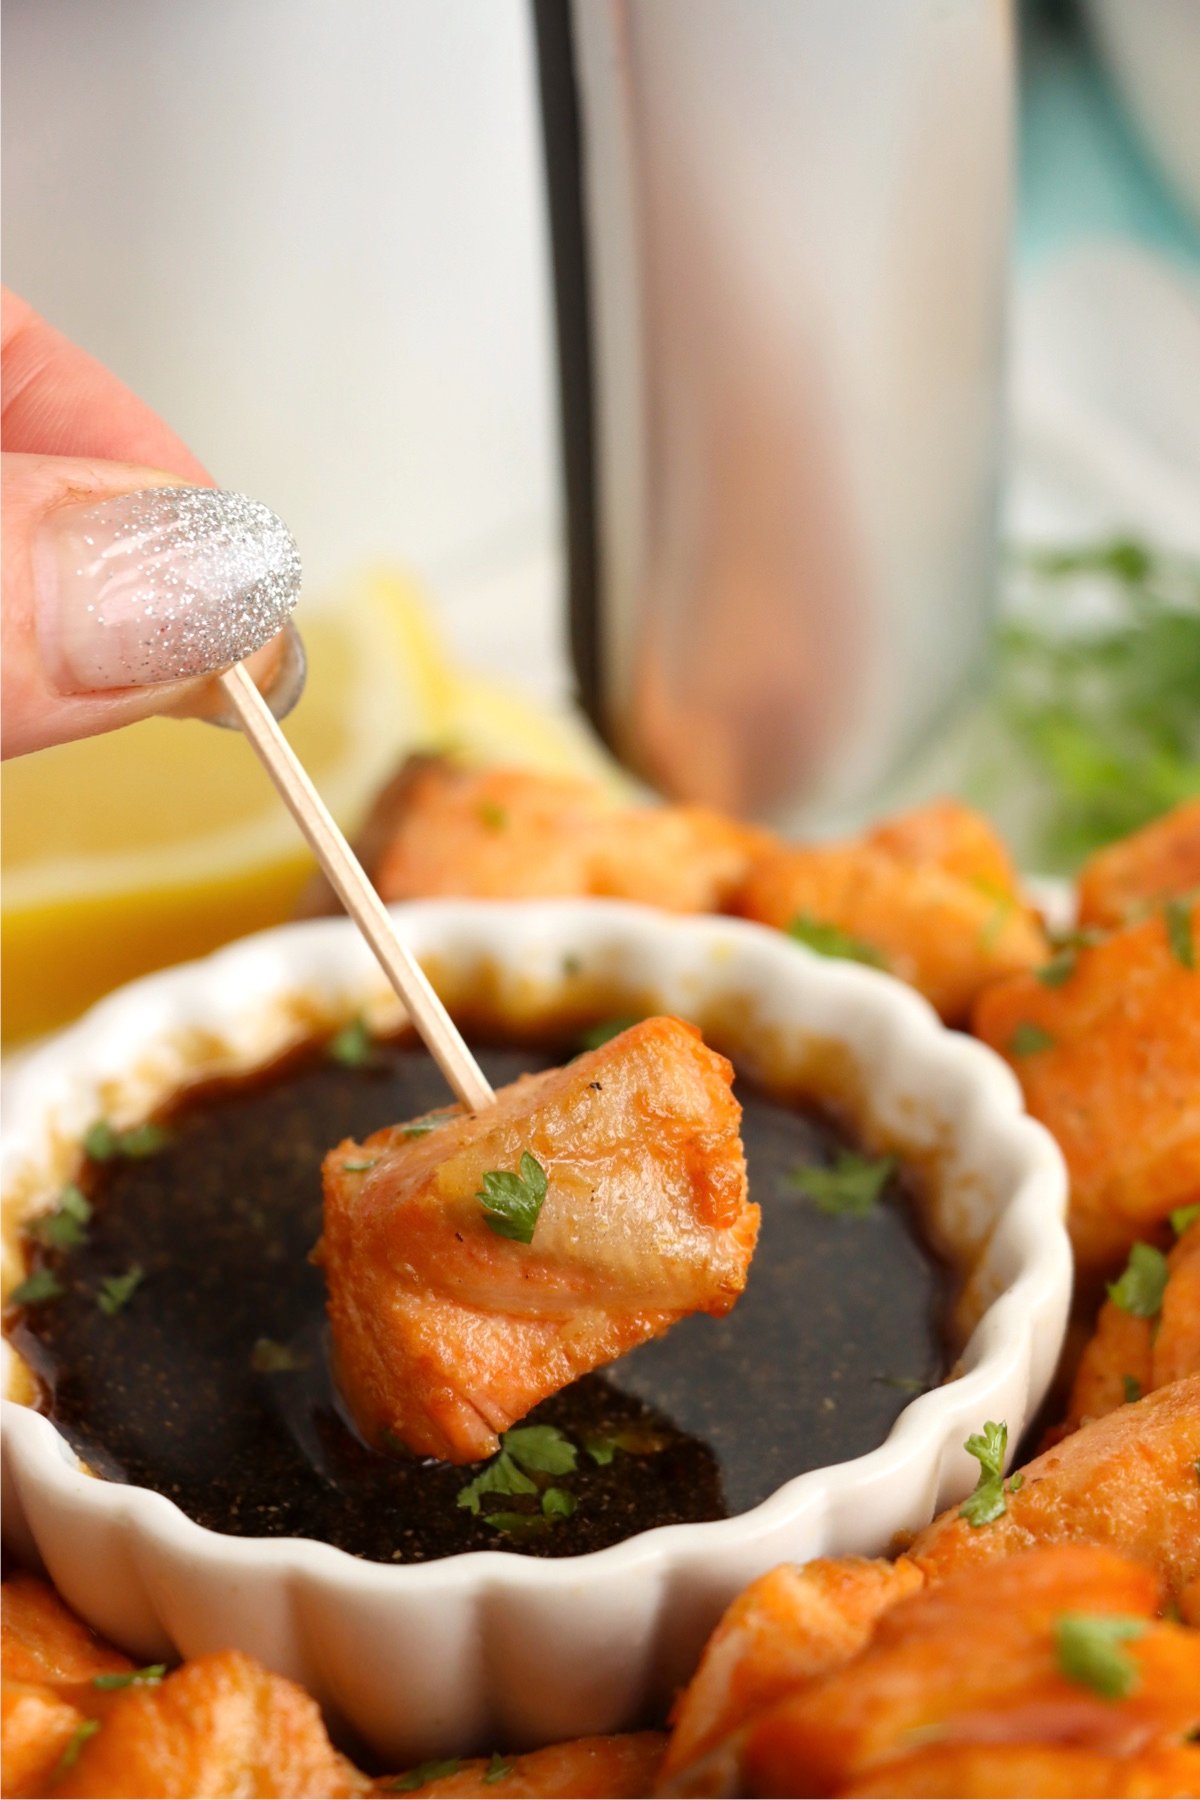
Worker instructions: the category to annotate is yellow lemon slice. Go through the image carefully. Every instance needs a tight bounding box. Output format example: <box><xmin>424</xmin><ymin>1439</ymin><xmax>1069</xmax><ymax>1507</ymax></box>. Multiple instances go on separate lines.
<box><xmin>2</xmin><ymin>571</ymin><xmax>625</xmax><ymax>1045</ymax></box>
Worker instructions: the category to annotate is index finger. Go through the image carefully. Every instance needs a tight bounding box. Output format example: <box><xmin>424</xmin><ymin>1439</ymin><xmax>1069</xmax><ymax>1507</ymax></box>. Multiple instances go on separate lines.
<box><xmin>2</xmin><ymin>288</ymin><xmax>210</xmax><ymax>484</ymax></box>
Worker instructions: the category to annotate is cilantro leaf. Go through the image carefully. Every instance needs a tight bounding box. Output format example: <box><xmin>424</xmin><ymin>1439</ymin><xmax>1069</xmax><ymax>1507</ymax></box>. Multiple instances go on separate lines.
<box><xmin>484</xmin><ymin>1511</ymin><xmax>550</xmax><ymax>1538</ymax></box>
<box><xmin>1055</xmin><ymin>1613</ymin><xmax>1148</xmax><ymax>1700</ymax></box>
<box><xmin>85</xmin><ymin>1120</ymin><xmax>171</xmax><ymax>1161</ymax></box>
<box><xmin>52</xmin><ymin>1719</ymin><xmax>100</xmax><ymax>1779</ymax></box>
<box><xmin>1107</xmin><ymin>1243</ymin><xmax>1168</xmax><ymax>1319</ymax></box>
<box><xmin>1171</xmin><ymin>1204</ymin><xmax>1200</xmax><ymax>1237</ymax></box>
<box><xmin>1122</xmin><ymin>1375</ymin><xmax>1142</xmax><ymax>1404</ymax></box>
<box><xmin>402</xmin><ymin>1119</ymin><xmax>443</xmax><ymax>1140</ymax></box>
<box><xmin>93</xmin><ymin>1664</ymin><xmax>166</xmax><ymax>1690</ymax></box>
<box><xmin>789</xmin><ymin>1151</ymin><xmax>896</xmax><ymax>1218</ymax></box>
<box><xmin>478</xmin><ymin>800</ymin><xmax>508</xmax><ymax>831</ymax></box>
<box><xmin>484</xmin><ymin>1752</ymin><xmax>514</xmax><ymax>1784</ymax></box>
<box><xmin>501</xmin><ymin>1424</ymin><xmax>577</xmax><ymax>1476</ymax></box>
<box><xmin>456</xmin><ymin>1452</ymin><xmax>537</xmax><ymax>1516</ymax></box>
<box><xmin>579</xmin><ymin>1015</ymin><xmax>641</xmax><ymax>1052</ymax></box>
<box><xmin>786</xmin><ymin>914</ymin><xmax>887</xmax><ymax>969</ymax></box>
<box><xmin>1036</xmin><ymin>950</ymin><xmax>1078</xmax><ymax>988</ymax></box>
<box><xmin>1165</xmin><ymin>898</ymin><xmax>1196</xmax><ymax>970</ymax></box>
<box><xmin>32</xmin><ymin>1184</ymin><xmax>92</xmax><ymax>1251</ymax></box>
<box><xmin>340</xmin><ymin>1158</ymin><xmax>376</xmax><ymax>1173</ymax></box>
<box><xmin>327</xmin><ymin>1018</ymin><xmax>375</xmax><ymax>1068</ymax></box>
<box><xmin>97</xmin><ymin>1264</ymin><xmax>144</xmax><ymax>1316</ymax></box>
<box><xmin>389</xmin><ymin>1759</ymin><xmax>462</xmax><ymax>1792</ymax></box>
<box><xmin>8</xmin><ymin>1268</ymin><xmax>65</xmax><ymax>1308</ymax></box>
<box><xmin>959</xmin><ymin>1421</ymin><xmax>1010</xmax><ymax>1527</ymax></box>
<box><xmin>541</xmin><ymin>1487</ymin><xmax>576</xmax><ymax>1519</ymax></box>
<box><xmin>477</xmin><ymin>1153</ymin><xmax>548</xmax><ymax>1244</ymax></box>
<box><xmin>1009</xmin><ymin>1023</ymin><xmax>1056</xmax><ymax>1057</ymax></box>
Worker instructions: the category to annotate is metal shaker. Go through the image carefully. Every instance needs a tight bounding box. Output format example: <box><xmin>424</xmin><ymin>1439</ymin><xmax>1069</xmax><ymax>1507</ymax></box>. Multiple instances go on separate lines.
<box><xmin>535</xmin><ymin>0</ymin><xmax>1014</xmax><ymax>825</ymax></box>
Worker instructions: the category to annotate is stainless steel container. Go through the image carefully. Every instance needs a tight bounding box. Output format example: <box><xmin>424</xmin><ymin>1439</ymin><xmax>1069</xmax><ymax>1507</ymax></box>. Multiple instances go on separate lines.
<box><xmin>536</xmin><ymin>0</ymin><xmax>1014</xmax><ymax>824</ymax></box>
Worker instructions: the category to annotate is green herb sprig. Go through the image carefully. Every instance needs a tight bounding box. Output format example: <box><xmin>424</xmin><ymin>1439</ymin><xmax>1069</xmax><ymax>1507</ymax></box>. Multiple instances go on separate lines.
<box><xmin>789</xmin><ymin>1151</ymin><xmax>896</xmax><ymax>1218</ymax></box>
<box><xmin>476</xmin><ymin>1153</ymin><xmax>548</xmax><ymax>1245</ymax></box>
<box><xmin>1055</xmin><ymin>1613</ymin><xmax>1148</xmax><ymax>1700</ymax></box>
<box><xmin>958</xmin><ymin>1421</ymin><xmax>1023</xmax><ymax>1527</ymax></box>
<box><xmin>32</xmin><ymin>1184</ymin><xmax>92</xmax><ymax>1251</ymax></box>
<box><xmin>786</xmin><ymin>915</ymin><xmax>886</xmax><ymax>969</ymax></box>
<box><xmin>8</xmin><ymin>1268</ymin><xmax>65</xmax><ymax>1308</ymax></box>
<box><xmin>85</xmin><ymin>1121</ymin><xmax>171</xmax><ymax>1161</ymax></box>
<box><xmin>389</xmin><ymin>1758</ymin><xmax>461</xmax><ymax>1792</ymax></box>
<box><xmin>97</xmin><ymin>1264</ymin><xmax>144</xmax><ymax>1317</ymax></box>
<box><xmin>1107</xmin><ymin>1244</ymin><xmax>1168</xmax><ymax>1319</ymax></box>
<box><xmin>93</xmin><ymin>1664</ymin><xmax>167</xmax><ymax>1690</ymax></box>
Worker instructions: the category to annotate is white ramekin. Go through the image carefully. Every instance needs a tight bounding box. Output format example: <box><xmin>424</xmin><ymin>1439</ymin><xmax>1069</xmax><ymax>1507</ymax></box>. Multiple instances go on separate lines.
<box><xmin>1</xmin><ymin>901</ymin><xmax>1070</xmax><ymax>1761</ymax></box>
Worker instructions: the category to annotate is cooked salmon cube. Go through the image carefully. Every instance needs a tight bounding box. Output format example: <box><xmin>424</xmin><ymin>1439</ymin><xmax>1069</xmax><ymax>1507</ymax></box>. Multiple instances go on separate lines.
<box><xmin>1065</xmin><ymin>1219</ymin><xmax>1200</xmax><ymax>1430</ymax></box>
<box><xmin>660</xmin><ymin>1557</ymin><xmax>923</xmax><ymax>1790</ymax></box>
<box><xmin>53</xmin><ymin>1650</ymin><xmax>364</xmax><ymax>1799</ymax></box>
<box><xmin>909</xmin><ymin>1376</ymin><xmax>1200</xmax><ymax>1623</ymax></box>
<box><xmin>319</xmin><ymin>1017</ymin><xmax>756</xmax><ymax>1462</ymax></box>
<box><xmin>972</xmin><ymin>905</ymin><xmax>1200</xmax><ymax>1272</ymax></box>
<box><xmin>1078</xmin><ymin>800</ymin><xmax>1200</xmax><ymax>930</ymax></box>
<box><xmin>735</xmin><ymin>839</ymin><xmax>1046</xmax><ymax>1024</ymax></box>
<box><xmin>866</xmin><ymin>798</ymin><xmax>1027</xmax><ymax>901</ymax></box>
<box><xmin>375</xmin><ymin>1732</ymin><xmax>665</xmax><ymax>1798</ymax></box>
<box><xmin>301</xmin><ymin>757</ymin><xmax>774</xmax><ymax>917</ymax></box>
<box><xmin>2</xmin><ymin>1682</ymin><xmax>87</xmax><ymax>1800</ymax></box>
<box><xmin>841</xmin><ymin>1742</ymin><xmax>1200</xmax><ymax>1797</ymax></box>
<box><xmin>1</xmin><ymin>1571</ymin><xmax>134</xmax><ymax>1691</ymax></box>
<box><xmin>737</xmin><ymin>1546</ymin><xmax>1199</xmax><ymax>1799</ymax></box>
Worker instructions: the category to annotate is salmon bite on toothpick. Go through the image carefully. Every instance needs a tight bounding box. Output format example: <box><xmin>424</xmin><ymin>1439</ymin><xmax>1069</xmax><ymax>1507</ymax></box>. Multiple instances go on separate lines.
<box><xmin>317</xmin><ymin>1017</ymin><xmax>758</xmax><ymax>1464</ymax></box>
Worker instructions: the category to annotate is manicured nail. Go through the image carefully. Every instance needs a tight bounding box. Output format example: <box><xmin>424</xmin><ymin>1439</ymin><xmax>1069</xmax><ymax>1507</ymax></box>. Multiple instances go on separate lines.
<box><xmin>36</xmin><ymin>486</ymin><xmax>301</xmax><ymax>692</ymax></box>
<box><xmin>197</xmin><ymin>623</ymin><xmax>309</xmax><ymax>728</ymax></box>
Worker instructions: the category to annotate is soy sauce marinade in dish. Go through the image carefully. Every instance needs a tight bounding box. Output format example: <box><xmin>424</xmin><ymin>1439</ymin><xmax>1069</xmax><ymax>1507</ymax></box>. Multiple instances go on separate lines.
<box><xmin>10</xmin><ymin>1025</ymin><xmax>951</xmax><ymax>1563</ymax></box>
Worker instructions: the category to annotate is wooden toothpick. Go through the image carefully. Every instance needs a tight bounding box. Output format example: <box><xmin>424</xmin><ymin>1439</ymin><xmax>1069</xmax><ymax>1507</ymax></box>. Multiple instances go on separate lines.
<box><xmin>218</xmin><ymin>661</ymin><xmax>495</xmax><ymax>1113</ymax></box>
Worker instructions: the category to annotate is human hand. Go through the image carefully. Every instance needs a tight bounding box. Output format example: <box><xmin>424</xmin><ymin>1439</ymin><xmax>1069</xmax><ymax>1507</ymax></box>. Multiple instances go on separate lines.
<box><xmin>2</xmin><ymin>289</ymin><xmax>303</xmax><ymax>758</ymax></box>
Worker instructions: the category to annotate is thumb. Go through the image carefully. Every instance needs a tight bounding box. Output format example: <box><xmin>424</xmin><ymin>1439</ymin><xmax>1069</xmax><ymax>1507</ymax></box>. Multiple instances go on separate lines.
<box><xmin>2</xmin><ymin>453</ymin><xmax>301</xmax><ymax>758</ymax></box>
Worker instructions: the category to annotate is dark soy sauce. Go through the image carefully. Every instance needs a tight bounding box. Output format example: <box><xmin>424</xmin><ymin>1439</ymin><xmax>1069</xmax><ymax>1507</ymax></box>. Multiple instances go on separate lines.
<box><xmin>11</xmin><ymin>1037</ymin><xmax>951</xmax><ymax>1562</ymax></box>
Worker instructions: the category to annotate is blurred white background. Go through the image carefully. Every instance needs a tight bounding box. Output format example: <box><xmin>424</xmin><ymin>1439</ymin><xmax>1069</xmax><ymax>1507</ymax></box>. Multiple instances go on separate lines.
<box><xmin>3</xmin><ymin>0</ymin><xmax>564</xmax><ymax>686</ymax></box>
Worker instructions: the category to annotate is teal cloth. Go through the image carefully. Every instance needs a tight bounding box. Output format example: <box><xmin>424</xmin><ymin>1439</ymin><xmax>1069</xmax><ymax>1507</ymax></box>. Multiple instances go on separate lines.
<box><xmin>1018</xmin><ymin>14</ymin><xmax>1200</xmax><ymax>271</ymax></box>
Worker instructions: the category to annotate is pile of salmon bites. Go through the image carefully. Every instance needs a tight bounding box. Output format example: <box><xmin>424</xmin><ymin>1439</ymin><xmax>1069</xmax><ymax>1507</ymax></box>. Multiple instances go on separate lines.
<box><xmin>4</xmin><ymin>773</ymin><xmax>1198</xmax><ymax>1798</ymax></box>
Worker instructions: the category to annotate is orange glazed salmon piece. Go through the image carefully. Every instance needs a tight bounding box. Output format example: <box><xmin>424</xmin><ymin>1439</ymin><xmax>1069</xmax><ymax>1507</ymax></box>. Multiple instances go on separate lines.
<box><xmin>53</xmin><ymin>1650</ymin><xmax>364</xmax><ymax>1799</ymax></box>
<box><xmin>343</xmin><ymin>757</ymin><xmax>773</xmax><ymax>915</ymax></box>
<box><xmin>319</xmin><ymin>1017</ymin><xmax>756</xmax><ymax>1462</ymax></box>
<box><xmin>909</xmin><ymin>1376</ymin><xmax>1200</xmax><ymax>1621</ymax></box>
<box><xmin>841</xmin><ymin>1743</ymin><xmax>1200</xmax><ymax>1797</ymax></box>
<box><xmin>734</xmin><ymin>799</ymin><xmax>1046</xmax><ymax>1024</ymax></box>
<box><xmin>737</xmin><ymin>1546</ymin><xmax>1200</xmax><ymax>1799</ymax></box>
<box><xmin>1078</xmin><ymin>799</ymin><xmax>1200</xmax><ymax>930</ymax></box>
<box><xmin>660</xmin><ymin>1557</ymin><xmax>924</xmax><ymax>1789</ymax></box>
<box><xmin>972</xmin><ymin>903</ymin><xmax>1200</xmax><ymax>1272</ymax></box>
<box><xmin>1</xmin><ymin>1571</ymin><xmax>135</xmax><ymax>1691</ymax></box>
<box><xmin>1066</xmin><ymin>1219</ymin><xmax>1200</xmax><ymax>1429</ymax></box>
<box><xmin>376</xmin><ymin>1732</ymin><xmax>666</xmax><ymax>1797</ymax></box>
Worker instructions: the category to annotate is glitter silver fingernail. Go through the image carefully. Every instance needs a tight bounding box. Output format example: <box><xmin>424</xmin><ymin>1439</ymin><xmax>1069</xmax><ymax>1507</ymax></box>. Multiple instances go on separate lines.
<box><xmin>36</xmin><ymin>486</ymin><xmax>302</xmax><ymax>692</ymax></box>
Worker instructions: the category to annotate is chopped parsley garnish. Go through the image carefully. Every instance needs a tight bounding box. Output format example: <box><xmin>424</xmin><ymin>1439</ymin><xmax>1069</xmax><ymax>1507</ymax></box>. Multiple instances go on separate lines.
<box><xmin>578</xmin><ymin>1015</ymin><xmax>641</xmax><ymax>1052</ymax></box>
<box><xmin>97</xmin><ymin>1264</ymin><xmax>144</xmax><ymax>1316</ymax></box>
<box><xmin>8</xmin><ymin>1268</ymin><xmax>65</xmax><ymax>1308</ymax></box>
<box><xmin>85</xmin><ymin>1120</ymin><xmax>171</xmax><ymax>1161</ymax></box>
<box><xmin>1122</xmin><ymin>1375</ymin><xmax>1142</xmax><ymax>1404</ymax></box>
<box><xmin>251</xmin><ymin>1338</ymin><xmax>310</xmax><ymax>1374</ymax></box>
<box><xmin>1171</xmin><ymin>1203</ymin><xmax>1200</xmax><ymax>1237</ymax></box>
<box><xmin>341</xmin><ymin>1159</ymin><xmax>375</xmax><ymax>1173</ymax></box>
<box><xmin>477</xmin><ymin>1152</ymin><xmax>548</xmax><ymax>1244</ymax></box>
<box><xmin>457</xmin><ymin>1425</ymin><xmax>578</xmax><ymax>1524</ymax></box>
<box><xmin>1107</xmin><ymin>1243</ymin><xmax>1168</xmax><ymax>1319</ymax></box>
<box><xmin>93</xmin><ymin>1664</ymin><xmax>166</xmax><ymax>1690</ymax></box>
<box><xmin>32</xmin><ymin>1184</ymin><xmax>92</xmax><ymax>1251</ymax></box>
<box><xmin>789</xmin><ymin>1151</ymin><xmax>896</xmax><ymax>1218</ymax></box>
<box><xmin>585</xmin><ymin>1437</ymin><xmax>616</xmax><ymax>1465</ymax></box>
<box><xmin>1009</xmin><ymin>1472</ymin><xmax>1024</xmax><ymax>1492</ymax></box>
<box><xmin>327</xmin><ymin>1017</ymin><xmax>375</xmax><ymax>1068</ymax></box>
<box><xmin>1009</xmin><ymin>1022</ymin><xmax>1056</xmax><ymax>1057</ymax></box>
<box><xmin>561</xmin><ymin>953</ymin><xmax>583</xmax><ymax>978</ymax></box>
<box><xmin>1055</xmin><ymin>1613</ymin><xmax>1147</xmax><ymax>1700</ymax></box>
<box><xmin>958</xmin><ymin>1421</ymin><xmax>1015</xmax><ymax>1527</ymax></box>
<box><xmin>478</xmin><ymin>800</ymin><xmax>508</xmax><ymax>831</ymax></box>
<box><xmin>500</xmin><ymin>1424</ymin><xmax>578</xmax><ymax>1475</ymax></box>
<box><xmin>1036</xmin><ymin>950</ymin><xmax>1078</xmax><ymax>988</ymax></box>
<box><xmin>402</xmin><ymin>1118</ymin><xmax>444</xmax><ymax>1140</ymax></box>
<box><xmin>52</xmin><ymin>1719</ymin><xmax>100</xmax><ymax>1777</ymax></box>
<box><xmin>389</xmin><ymin>1759</ymin><xmax>462</xmax><ymax>1792</ymax></box>
<box><xmin>1165</xmin><ymin>898</ymin><xmax>1196</xmax><ymax>970</ymax></box>
<box><xmin>484</xmin><ymin>1752</ymin><xmax>514</xmax><ymax>1784</ymax></box>
<box><xmin>583</xmin><ymin>1426</ymin><xmax>666</xmax><ymax>1463</ymax></box>
<box><xmin>786</xmin><ymin>914</ymin><xmax>886</xmax><ymax>969</ymax></box>
<box><xmin>484</xmin><ymin>1511</ymin><xmax>549</xmax><ymax>1538</ymax></box>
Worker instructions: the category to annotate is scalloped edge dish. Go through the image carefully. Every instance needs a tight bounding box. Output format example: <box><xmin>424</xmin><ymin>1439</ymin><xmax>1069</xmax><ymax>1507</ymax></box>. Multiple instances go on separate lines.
<box><xmin>1</xmin><ymin>900</ymin><xmax>1070</xmax><ymax>1760</ymax></box>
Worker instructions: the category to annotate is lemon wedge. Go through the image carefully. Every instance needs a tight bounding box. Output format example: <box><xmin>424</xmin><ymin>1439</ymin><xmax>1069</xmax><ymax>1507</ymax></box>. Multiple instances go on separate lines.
<box><xmin>1</xmin><ymin>571</ymin><xmax>624</xmax><ymax>1045</ymax></box>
